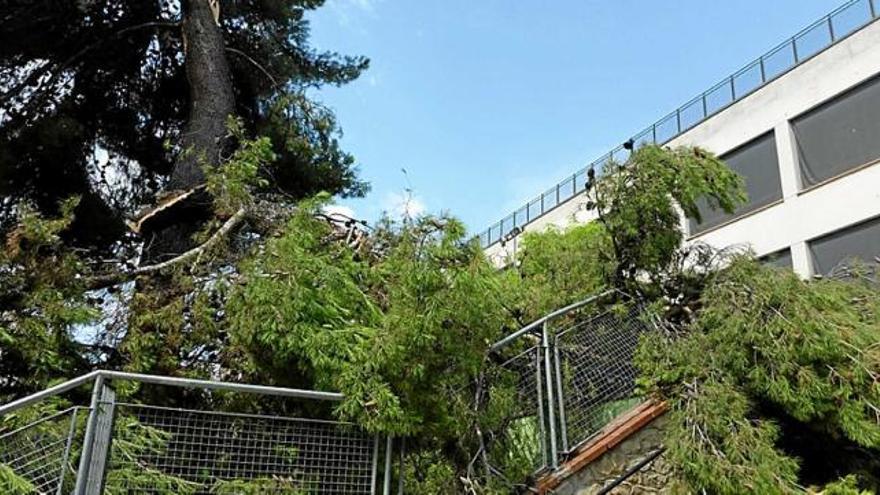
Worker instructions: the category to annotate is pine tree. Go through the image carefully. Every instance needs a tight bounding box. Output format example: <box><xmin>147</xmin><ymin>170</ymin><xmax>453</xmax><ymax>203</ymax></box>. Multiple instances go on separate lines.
<box><xmin>0</xmin><ymin>0</ymin><xmax>368</xmax><ymax>251</ymax></box>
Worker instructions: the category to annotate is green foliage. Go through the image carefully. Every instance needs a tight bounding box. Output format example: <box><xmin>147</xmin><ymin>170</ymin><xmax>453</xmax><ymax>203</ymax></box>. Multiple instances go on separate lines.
<box><xmin>590</xmin><ymin>144</ymin><xmax>745</xmax><ymax>294</ymax></box>
<box><xmin>204</xmin><ymin>117</ymin><xmax>274</xmax><ymax>215</ymax></box>
<box><xmin>0</xmin><ymin>1</ymin><xmax>369</xmax><ymax>246</ymax></box>
<box><xmin>506</xmin><ymin>222</ymin><xmax>610</xmax><ymax>321</ymax></box>
<box><xmin>209</xmin><ymin>478</ymin><xmax>305</xmax><ymax>495</ymax></box>
<box><xmin>0</xmin><ymin>198</ymin><xmax>96</xmax><ymax>397</ymax></box>
<box><xmin>399</xmin><ymin>450</ymin><xmax>459</xmax><ymax>495</ymax></box>
<box><xmin>637</xmin><ymin>257</ymin><xmax>880</xmax><ymax>493</ymax></box>
<box><xmin>821</xmin><ymin>476</ymin><xmax>874</xmax><ymax>495</ymax></box>
<box><xmin>0</xmin><ymin>463</ymin><xmax>37</xmax><ymax>495</ymax></box>
<box><xmin>228</xmin><ymin>198</ymin><xmax>512</xmax><ymax>436</ymax></box>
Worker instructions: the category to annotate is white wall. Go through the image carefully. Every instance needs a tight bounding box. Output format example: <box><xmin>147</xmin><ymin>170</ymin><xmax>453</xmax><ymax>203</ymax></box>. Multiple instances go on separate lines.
<box><xmin>485</xmin><ymin>19</ymin><xmax>880</xmax><ymax>276</ymax></box>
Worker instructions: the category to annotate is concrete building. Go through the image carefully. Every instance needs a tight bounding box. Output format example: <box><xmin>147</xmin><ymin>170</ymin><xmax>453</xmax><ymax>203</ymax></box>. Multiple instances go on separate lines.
<box><xmin>481</xmin><ymin>0</ymin><xmax>880</xmax><ymax>278</ymax></box>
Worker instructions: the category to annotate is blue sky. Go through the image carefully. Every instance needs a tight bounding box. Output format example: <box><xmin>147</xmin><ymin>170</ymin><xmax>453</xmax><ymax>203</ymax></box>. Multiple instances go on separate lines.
<box><xmin>308</xmin><ymin>0</ymin><xmax>834</xmax><ymax>234</ymax></box>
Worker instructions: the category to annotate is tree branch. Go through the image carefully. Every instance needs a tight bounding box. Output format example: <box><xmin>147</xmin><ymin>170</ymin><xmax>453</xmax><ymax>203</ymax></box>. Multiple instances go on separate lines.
<box><xmin>136</xmin><ymin>207</ymin><xmax>246</xmax><ymax>275</ymax></box>
<box><xmin>87</xmin><ymin>208</ymin><xmax>245</xmax><ymax>290</ymax></box>
<box><xmin>225</xmin><ymin>47</ymin><xmax>279</xmax><ymax>88</ymax></box>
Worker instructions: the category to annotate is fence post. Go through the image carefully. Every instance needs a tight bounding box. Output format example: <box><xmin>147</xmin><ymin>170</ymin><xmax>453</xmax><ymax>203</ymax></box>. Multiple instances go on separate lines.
<box><xmin>73</xmin><ymin>374</ymin><xmax>102</xmax><ymax>495</ymax></box>
<box><xmin>535</xmin><ymin>346</ymin><xmax>547</xmax><ymax>469</ymax></box>
<box><xmin>55</xmin><ymin>408</ymin><xmax>80</xmax><ymax>495</ymax></box>
<box><xmin>542</xmin><ymin>322</ymin><xmax>558</xmax><ymax>468</ymax></box>
<box><xmin>73</xmin><ymin>375</ymin><xmax>115</xmax><ymax>495</ymax></box>
<box><xmin>397</xmin><ymin>438</ymin><xmax>406</xmax><ymax>495</ymax></box>
<box><xmin>85</xmin><ymin>385</ymin><xmax>115</xmax><ymax>495</ymax></box>
<box><xmin>553</xmin><ymin>341</ymin><xmax>569</xmax><ymax>454</ymax></box>
<box><xmin>383</xmin><ymin>436</ymin><xmax>393</xmax><ymax>495</ymax></box>
<box><xmin>370</xmin><ymin>434</ymin><xmax>380</xmax><ymax>495</ymax></box>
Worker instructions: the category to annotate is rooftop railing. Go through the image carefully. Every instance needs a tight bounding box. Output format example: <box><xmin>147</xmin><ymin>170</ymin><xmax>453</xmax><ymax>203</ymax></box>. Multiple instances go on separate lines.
<box><xmin>479</xmin><ymin>0</ymin><xmax>880</xmax><ymax>249</ymax></box>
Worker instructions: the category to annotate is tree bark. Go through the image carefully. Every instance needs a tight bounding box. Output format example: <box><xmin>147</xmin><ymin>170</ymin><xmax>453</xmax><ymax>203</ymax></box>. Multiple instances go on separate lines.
<box><xmin>171</xmin><ymin>0</ymin><xmax>235</xmax><ymax>190</ymax></box>
<box><xmin>143</xmin><ymin>0</ymin><xmax>234</xmax><ymax>263</ymax></box>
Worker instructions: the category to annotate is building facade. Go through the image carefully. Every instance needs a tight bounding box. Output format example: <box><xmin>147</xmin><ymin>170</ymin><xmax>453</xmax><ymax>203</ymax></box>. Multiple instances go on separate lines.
<box><xmin>482</xmin><ymin>0</ymin><xmax>880</xmax><ymax>278</ymax></box>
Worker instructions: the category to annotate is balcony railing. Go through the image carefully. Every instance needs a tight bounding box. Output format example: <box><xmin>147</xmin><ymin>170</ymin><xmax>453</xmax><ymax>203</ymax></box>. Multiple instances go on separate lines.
<box><xmin>479</xmin><ymin>0</ymin><xmax>880</xmax><ymax>249</ymax></box>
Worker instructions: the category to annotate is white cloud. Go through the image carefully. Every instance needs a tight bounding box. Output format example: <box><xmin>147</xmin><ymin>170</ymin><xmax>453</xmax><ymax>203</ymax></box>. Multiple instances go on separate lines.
<box><xmin>383</xmin><ymin>191</ymin><xmax>425</xmax><ymax>219</ymax></box>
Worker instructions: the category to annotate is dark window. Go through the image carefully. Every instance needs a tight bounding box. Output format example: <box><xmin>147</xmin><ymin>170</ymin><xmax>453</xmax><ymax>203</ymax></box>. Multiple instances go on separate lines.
<box><xmin>690</xmin><ymin>131</ymin><xmax>782</xmax><ymax>234</ymax></box>
<box><xmin>760</xmin><ymin>248</ymin><xmax>792</xmax><ymax>269</ymax></box>
<box><xmin>809</xmin><ymin>216</ymin><xmax>880</xmax><ymax>275</ymax></box>
<box><xmin>793</xmin><ymin>75</ymin><xmax>880</xmax><ymax>188</ymax></box>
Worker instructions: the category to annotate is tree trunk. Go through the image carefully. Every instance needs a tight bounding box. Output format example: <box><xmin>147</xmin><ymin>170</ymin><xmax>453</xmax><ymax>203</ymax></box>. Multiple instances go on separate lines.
<box><xmin>171</xmin><ymin>0</ymin><xmax>235</xmax><ymax>190</ymax></box>
<box><xmin>126</xmin><ymin>0</ymin><xmax>235</xmax><ymax>380</ymax></box>
<box><xmin>143</xmin><ymin>0</ymin><xmax>234</xmax><ymax>263</ymax></box>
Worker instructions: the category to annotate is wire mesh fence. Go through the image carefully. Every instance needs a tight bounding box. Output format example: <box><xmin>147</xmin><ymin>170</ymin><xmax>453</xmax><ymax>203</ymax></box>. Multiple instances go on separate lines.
<box><xmin>477</xmin><ymin>294</ymin><xmax>657</xmax><ymax>486</ymax></box>
<box><xmin>0</xmin><ymin>406</ymin><xmax>83</xmax><ymax>494</ymax></box>
<box><xmin>490</xmin><ymin>346</ymin><xmax>547</xmax><ymax>475</ymax></box>
<box><xmin>103</xmin><ymin>403</ymin><xmax>377</xmax><ymax>494</ymax></box>
<box><xmin>555</xmin><ymin>305</ymin><xmax>651</xmax><ymax>452</ymax></box>
<box><xmin>0</xmin><ymin>371</ymin><xmax>392</xmax><ymax>494</ymax></box>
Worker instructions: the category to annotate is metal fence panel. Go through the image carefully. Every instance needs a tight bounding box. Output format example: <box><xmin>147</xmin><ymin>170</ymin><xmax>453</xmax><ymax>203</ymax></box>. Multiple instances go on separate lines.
<box><xmin>481</xmin><ymin>346</ymin><xmax>548</xmax><ymax>478</ymax></box>
<box><xmin>102</xmin><ymin>403</ymin><xmax>377</xmax><ymax>494</ymax></box>
<box><xmin>554</xmin><ymin>306</ymin><xmax>651</xmax><ymax>452</ymax></box>
<box><xmin>0</xmin><ymin>407</ymin><xmax>82</xmax><ymax>494</ymax></box>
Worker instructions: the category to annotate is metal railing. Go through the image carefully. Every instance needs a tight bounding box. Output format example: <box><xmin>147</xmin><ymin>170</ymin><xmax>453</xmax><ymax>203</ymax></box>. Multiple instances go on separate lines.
<box><xmin>479</xmin><ymin>0</ymin><xmax>880</xmax><ymax>249</ymax></box>
<box><xmin>476</xmin><ymin>292</ymin><xmax>656</xmax><ymax>480</ymax></box>
<box><xmin>0</xmin><ymin>371</ymin><xmax>396</xmax><ymax>494</ymax></box>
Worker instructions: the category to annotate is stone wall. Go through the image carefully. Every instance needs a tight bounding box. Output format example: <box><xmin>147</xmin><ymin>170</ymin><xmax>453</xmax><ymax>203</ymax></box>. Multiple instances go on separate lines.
<box><xmin>551</xmin><ymin>415</ymin><xmax>672</xmax><ymax>495</ymax></box>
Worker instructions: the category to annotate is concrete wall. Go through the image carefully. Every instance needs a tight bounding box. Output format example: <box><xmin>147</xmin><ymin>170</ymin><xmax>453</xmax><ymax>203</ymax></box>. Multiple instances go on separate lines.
<box><xmin>552</xmin><ymin>415</ymin><xmax>672</xmax><ymax>495</ymax></box>
<box><xmin>485</xmin><ymin>18</ymin><xmax>880</xmax><ymax>277</ymax></box>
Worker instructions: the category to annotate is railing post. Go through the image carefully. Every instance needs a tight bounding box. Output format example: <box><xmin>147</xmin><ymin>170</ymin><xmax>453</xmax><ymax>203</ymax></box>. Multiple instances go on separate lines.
<box><xmin>759</xmin><ymin>56</ymin><xmax>767</xmax><ymax>83</ymax></box>
<box><xmin>370</xmin><ymin>434</ymin><xmax>380</xmax><ymax>495</ymax></box>
<box><xmin>792</xmin><ymin>37</ymin><xmax>799</xmax><ymax>62</ymax></box>
<box><xmin>827</xmin><ymin>15</ymin><xmax>835</xmax><ymax>41</ymax></box>
<box><xmin>74</xmin><ymin>374</ymin><xmax>102</xmax><ymax>495</ymax></box>
<box><xmin>535</xmin><ymin>347</ymin><xmax>547</xmax><ymax>469</ymax></box>
<box><xmin>383</xmin><ymin>436</ymin><xmax>393</xmax><ymax>495</ymax></box>
<box><xmin>74</xmin><ymin>375</ymin><xmax>116</xmax><ymax>495</ymax></box>
<box><xmin>871</xmin><ymin>0</ymin><xmax>877</xmax><ymax>19</ymax></box>
<box><xmin>85</xmin><ymin>385</ymin><xmax>115</xmax><ymax>495</ymax></box>
<box><xmin>553</xmin><ymin>341</ymin><xmax>569</xmax><ymax>454</ymax></box>
<box><xmin>55</xmin><ymin>408</ymin><xmax>80</xmax><ymax>495</ymax></box>
<box><xmin>397</xmin><ymin>438</ymin><xmax>405</xmax><ymax>495</ymax></box>
<box><xmin>542</xmin><ymin>322</ymin><xmax>558</xmax><ymax>468</ymax></box>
